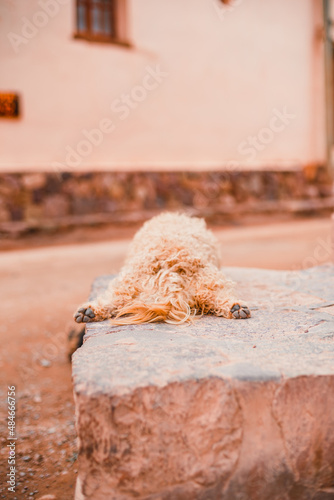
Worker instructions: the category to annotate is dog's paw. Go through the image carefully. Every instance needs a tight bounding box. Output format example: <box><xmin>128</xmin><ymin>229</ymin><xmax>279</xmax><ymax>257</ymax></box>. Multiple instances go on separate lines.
<box><xmin>230</xmin><ymin>304</ymin><xmax>251</xmax><ymax>319</ymax></box>
<box><xmin>74</xmin><ymin>306</ymin><xmax>96</xmax><ymax>323</ymax></box>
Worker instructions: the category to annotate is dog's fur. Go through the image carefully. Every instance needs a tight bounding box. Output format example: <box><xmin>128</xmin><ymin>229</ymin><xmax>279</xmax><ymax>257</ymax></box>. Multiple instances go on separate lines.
<box><xmin>74</xmin><ymin>212</ymin><xmax>250</xmax><ymax>325</ymax></box>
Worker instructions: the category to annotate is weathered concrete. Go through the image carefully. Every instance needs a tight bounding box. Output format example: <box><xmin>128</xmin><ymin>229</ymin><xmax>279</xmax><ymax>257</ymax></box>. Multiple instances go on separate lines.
<box><xmin>72</xmin><ymin>265</ymin><xmax>334</xmax><ymax>500</ymax></box>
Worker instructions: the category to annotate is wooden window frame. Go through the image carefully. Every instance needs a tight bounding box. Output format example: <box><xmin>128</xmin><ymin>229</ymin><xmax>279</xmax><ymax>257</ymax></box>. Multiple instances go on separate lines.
<box><xmin>74</xmin><ymin>0</ymin><xmax>131</xmax><ymax>48</ymax></box>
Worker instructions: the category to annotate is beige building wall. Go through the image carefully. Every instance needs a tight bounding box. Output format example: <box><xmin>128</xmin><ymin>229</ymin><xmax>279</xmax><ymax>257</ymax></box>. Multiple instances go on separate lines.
<box><xmin>0</xmin><ymin>0</ymin><xmax>327</xmax><ymax>171</ymax></box>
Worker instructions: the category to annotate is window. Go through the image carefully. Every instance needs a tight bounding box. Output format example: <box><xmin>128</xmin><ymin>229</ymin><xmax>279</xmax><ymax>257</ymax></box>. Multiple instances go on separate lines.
<box><xmin>75</xmin><ymin>0</ymin><xmax>130</xmax><ymax>46</ymax></box>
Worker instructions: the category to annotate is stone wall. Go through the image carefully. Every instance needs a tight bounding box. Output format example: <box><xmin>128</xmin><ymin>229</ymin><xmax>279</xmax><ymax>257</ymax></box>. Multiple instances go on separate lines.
<box><xmin>0</xmin><ymin>166</ymin><xmax>332</xmax><ymax>235</ymax></box>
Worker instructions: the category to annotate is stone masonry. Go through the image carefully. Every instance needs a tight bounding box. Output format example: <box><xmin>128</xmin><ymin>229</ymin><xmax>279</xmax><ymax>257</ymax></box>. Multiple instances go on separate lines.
<box><xmin>72</xmin><ymin>265</ymin><xmax>334</xmax><ymax>500</ymax></box>
<box><xmin>0</xmin><ymin>167</ymin><xmax>333</xmax><ymax>235</ymax></box>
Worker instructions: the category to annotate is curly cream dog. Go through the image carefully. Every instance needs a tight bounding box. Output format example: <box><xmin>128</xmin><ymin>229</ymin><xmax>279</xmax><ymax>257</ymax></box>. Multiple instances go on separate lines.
<box><xmin>74</xmin><ymin>212</ymin><xmax>250</xmax><ymax>325</ymax></box>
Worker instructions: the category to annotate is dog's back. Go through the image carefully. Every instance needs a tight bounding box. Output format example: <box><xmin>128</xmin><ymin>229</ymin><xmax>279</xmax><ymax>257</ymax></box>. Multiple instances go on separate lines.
<box><xmin>126</xmin><ymin>212</ymin><xmax>220</xmax><ymax>270</ymax></box>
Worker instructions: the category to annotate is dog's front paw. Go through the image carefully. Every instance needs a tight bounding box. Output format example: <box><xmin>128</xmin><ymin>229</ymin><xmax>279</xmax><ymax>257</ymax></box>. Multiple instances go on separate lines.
<box><xmin>230</xmin><ymin>304</ymin><xmax>251</xmax><ymax>319</ymax></box>
<box><xmin>74</xmin><ymin>305</ymin><xmax>96</xmax><ymax>323</ymax></box>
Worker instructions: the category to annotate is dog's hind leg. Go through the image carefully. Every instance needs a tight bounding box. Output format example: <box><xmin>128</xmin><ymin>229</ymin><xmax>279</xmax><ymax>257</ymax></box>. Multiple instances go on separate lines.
<box><xmin>228</xmin><ymin>302</ymin><xmax>251</xmax><ymax>319</ymax></box>
<box><xmin>196</xmin><ymin>289</ymin><xmax>251</xmax><ymax>319</ymax></box>
<box><xmin>73</xmin><ymin>277</ymin><xmax>122</xmax><ymax>323</ymax></box>
<box><xmin>73</xmin><ymin>275</ymin><xmax>139</xmax><ymax>323</ymax></box>
<box><xmin>194</xmin><ymin>270</ymin><xmax>251</xmax><ymax>320</ymax></box>
<box><xmin>74</xmin><ymin>294</ymin><xmax>117</xmax><ymax>323</ymax></box>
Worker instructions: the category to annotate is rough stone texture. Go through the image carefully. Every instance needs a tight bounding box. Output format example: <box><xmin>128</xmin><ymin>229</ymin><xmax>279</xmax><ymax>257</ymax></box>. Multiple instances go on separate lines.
<box><xmin>0</xmin><ymin>168</ymin><xmax>333</xmax><ymax>235</ymax></box>
<box><xmin>72</xmin><ymin>265</ymin><xmax>334</xmax><ymax>500</ymax></box>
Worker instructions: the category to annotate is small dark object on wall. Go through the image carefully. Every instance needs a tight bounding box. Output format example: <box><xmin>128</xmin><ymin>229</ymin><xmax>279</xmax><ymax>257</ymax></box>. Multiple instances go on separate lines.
<box><xmin>0</xmin><ymin>92</ymin><xmax>20</xmax><ymax>118</ymax></box>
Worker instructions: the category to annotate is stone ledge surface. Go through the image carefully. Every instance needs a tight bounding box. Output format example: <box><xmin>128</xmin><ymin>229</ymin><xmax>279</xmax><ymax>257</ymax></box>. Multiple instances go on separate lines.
<box><xmin>72</xmin><ymin>265</ymin><xmax>334</xmax><ymax>500</ymax></box>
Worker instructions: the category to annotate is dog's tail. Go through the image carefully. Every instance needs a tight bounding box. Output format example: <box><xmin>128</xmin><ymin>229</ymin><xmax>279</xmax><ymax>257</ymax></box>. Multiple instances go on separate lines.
<box><xmin>110</xmin><ymin>299</ymin><xmax>196</xmax><ymax>325</ymax></box>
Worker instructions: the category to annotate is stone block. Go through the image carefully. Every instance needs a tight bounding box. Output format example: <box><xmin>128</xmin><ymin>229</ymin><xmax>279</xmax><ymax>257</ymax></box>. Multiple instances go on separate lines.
<box><xmin>73</xmin><ymin>265</ymin><xmax>334</xmax><ymax>499</ymax></box>
<box><xmin>22</xmin><ymin>173</ymin><xmax>46</xmax><ymax>190</ymax></box>
<box><xmin>43</xmin><ymin>194</ymin><xmax>70</xmax><ymax>218</ymax></box>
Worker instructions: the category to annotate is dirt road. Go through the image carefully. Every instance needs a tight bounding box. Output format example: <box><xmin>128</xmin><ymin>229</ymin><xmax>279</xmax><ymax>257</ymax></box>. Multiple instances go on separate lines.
<box><xmin>0</xmin><ymin>216</ymin><xmax>332</xmax><ymax>499</ymax></box>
